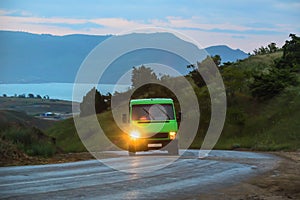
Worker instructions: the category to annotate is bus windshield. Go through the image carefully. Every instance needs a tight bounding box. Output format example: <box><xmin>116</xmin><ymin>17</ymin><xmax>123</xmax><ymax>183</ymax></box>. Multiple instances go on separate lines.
<box><xmin>131</xmin><ymin>104</ymin><xmax>175</xmax><ymax>121</ymax></box>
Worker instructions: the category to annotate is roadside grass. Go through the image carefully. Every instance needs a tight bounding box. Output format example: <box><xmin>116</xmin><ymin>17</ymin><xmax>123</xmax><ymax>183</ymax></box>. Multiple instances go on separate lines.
<box><xmin>1</xmin><ymin>126</ymin><xmax>57</xmax><ymax>157</ymax></box>
<box><xmin>0</xmin><ymin>110</ymin><xmax>59</xmax><ymax>158</ymax></box>
<box><xmin>97</xmin><ymin>111</ymin><xmax>129</xmax><ymax>150</ymax></box>
<box><xmin>46</xmin><ymin>111</ymin><xmax>129</xmax><ymax>153</ymax></box>
<box><xmin>46</xmin><ymin>117</ymin><xmax>86</xmax><ymax>153</ymax></box>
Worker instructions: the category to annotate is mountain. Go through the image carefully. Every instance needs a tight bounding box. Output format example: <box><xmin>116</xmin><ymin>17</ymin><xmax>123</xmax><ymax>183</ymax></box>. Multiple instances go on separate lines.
<box><xmin>205</xmin><ymin>45</ymin><xmax>249</xmax><ymax>63</ymax></box>
<box><xmin>0</xmin><ymin>31</ymin><xmax>248</xmax><ymax>84</ymax></box>
<box><xmin>0</xmin><ymin>31</ymin><xmax>110</xmax><ymax>83</ymax></box>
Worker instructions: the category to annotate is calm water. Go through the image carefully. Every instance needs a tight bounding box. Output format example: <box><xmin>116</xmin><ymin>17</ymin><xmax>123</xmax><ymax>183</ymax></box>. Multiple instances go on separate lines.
<box><xmin>0</xmin><ymin>83</ymin><xmax>130</xmax><ymax>102</ymax></box>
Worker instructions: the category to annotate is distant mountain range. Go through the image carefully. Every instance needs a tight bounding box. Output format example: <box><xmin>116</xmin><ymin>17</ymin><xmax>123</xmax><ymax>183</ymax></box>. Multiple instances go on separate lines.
<box><xmin>0</xmin><ymin>31</ymin><xmax>248</xmax><ymax>84</ymax></box>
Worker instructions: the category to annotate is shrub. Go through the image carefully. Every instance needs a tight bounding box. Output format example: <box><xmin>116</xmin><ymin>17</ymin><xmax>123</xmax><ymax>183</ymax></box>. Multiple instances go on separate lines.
<box><xmin>27</xmin><ymin>143</ymin><xmax>55</xmax><ymax>157</ymax></box>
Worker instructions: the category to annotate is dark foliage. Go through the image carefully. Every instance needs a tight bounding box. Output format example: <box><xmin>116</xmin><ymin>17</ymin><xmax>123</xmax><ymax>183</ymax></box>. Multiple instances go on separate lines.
<box><xmin>80</xmin><ymin>87</ymin><xmax>110</xmax><ymax>117</ymax></box>
<box><xmin>249</xmin><ymin>34</ymin><xmax>300</xmax><ymax>100</ymax></box>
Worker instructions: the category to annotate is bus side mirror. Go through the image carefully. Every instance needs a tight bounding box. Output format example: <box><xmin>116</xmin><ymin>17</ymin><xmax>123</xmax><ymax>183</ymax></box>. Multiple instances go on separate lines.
<box><xmin>122</xmin><ymin>114</ymin><xmax>128</xmax><ymax>123</ymax></box>
<box><xmin>177</xmin><ymin>112</ymin><xmax>182</xmax><ymax>122</ymax></box>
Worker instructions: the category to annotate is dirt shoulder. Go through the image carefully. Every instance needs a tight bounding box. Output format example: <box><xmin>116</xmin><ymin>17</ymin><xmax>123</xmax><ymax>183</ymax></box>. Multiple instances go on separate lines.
<box><xmin>0</xmin><ymin>151</ymin><xmax>95</xmax><ymax>167</ymax></box>
<box><xmin>202</xmin><ymin>151</ymin><xmax>300</xmax><ymax>200</ymax></box>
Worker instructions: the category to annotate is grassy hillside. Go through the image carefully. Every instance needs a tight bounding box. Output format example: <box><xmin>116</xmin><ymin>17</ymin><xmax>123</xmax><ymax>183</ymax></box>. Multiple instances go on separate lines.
<box><xmin>45</xmin><ymin>50</ymin><xmax>300</xmax><ymax>152</ymax></box>
<box><xmin>194</xmin><ymin>50</ymin><xmax>298</xmax><ymax>150</ymax></box>
<box><xmin>214</xmin><ymin>86</ymin><xmax>300</xmax><ymax>150</ymax></box>
<box><xmin>0</xmin><ymin>109</ymin><xmax>56</xmax><ymax>130</ymax></box>
<box><xmin>237</xmin><ymin>51</ymin><xmax>283</xmax><ymax>71</ymax></box>
<box><xmin>0</xmin><ymin>110</ymin><xmax>60</xmax><ymax>164</ymax></box>
<box><xmin>213</xmin><ymin>51</ymin><xmax>300</xmax><ymax>150</ymax></box>
<box><xmin>46</xmin><ymin>117</ymin><xmax>86</xmax><ymax>153</ymax></box>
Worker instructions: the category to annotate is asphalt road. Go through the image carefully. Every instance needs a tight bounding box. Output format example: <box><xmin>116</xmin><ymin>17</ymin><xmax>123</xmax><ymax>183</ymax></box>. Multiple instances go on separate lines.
<box><xmin>0</xmin><ymin>150</ymin><xmax>279</xmax><ymax>200</ymax></box>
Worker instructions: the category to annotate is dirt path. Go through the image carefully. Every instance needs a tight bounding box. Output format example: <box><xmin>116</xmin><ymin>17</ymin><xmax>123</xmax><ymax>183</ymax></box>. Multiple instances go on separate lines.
<box><xmin>201</xmin><ymin>152</ymin><xmax>300</xmax><ymax>200</ymax></box>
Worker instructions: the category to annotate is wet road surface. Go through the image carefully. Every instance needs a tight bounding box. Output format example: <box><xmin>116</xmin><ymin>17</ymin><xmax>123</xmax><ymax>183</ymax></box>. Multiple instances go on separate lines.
<box><xmin>0</xmin><ymin>150</ymin><xmax>279</xmax><ymax>199</ymax></box>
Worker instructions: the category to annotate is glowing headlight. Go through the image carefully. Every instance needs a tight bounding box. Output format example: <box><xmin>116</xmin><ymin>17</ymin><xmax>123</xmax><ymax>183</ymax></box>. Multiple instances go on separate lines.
<box><xmin>130</xmin><ymin>130</ymin><xmax>140</xmax><ymax>139</ymax></box>
<box><xmin>169</xmin><ymin>131</ymin><xmax>176</xmax><ymax>140</ymax></box>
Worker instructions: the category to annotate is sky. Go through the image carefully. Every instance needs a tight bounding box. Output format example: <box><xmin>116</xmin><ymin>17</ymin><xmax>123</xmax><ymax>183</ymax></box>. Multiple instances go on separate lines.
<box><xmin>0</xmin><ymin>0</ymin><xmax>299</xmax><ymax>53</ymax></box>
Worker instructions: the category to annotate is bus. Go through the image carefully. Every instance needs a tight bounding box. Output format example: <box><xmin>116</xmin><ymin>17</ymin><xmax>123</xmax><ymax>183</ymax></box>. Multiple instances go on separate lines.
<box><xmin>126</xmin><ymin>98</ymin><xmax>179</xmax><ymax>156</ymax></box>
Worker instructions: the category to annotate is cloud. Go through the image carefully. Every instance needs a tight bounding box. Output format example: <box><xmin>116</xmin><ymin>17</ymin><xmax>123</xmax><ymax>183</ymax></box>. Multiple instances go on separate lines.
<box><xmin>0</xmin><ymin>9</ymin><xmax>298</xmax><ymax>52</ymax></box>
<box><xmin>0</xmin><ymin>9</ymin><xmax>289</xmax><ymax>36</ymax></box>
<box><xmin>152</xmin><ymin>17</ymin><xmax>285</xmax><ymax>36</ymax></box>
<box><xmin>273</xmin><ymin>1</ymin><xmax>300</xmax><ymax>11</ymax></box>
<box><xmin>0</xmin><ymin>10</ymin><xmax>149</xmax><ymax>35</ymax></box>
<box><xmin>0</xmin><ymin>9</ymin><xmax>16</xmax><ymax>16</ymax></box>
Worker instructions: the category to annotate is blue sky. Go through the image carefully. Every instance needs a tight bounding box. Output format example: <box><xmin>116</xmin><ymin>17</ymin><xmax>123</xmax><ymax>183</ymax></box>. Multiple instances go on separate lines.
<box><xmin>0</xmin><ymin>0</ymin><xmax>299</xmax><ymax>52</ymax></box>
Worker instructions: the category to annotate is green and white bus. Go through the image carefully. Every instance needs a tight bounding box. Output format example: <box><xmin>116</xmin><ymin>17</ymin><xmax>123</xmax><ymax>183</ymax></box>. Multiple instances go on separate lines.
<box><xmin>127</xmin><ymin>98</ymin><xmax>179</xmax><ymax>156</ymax></box>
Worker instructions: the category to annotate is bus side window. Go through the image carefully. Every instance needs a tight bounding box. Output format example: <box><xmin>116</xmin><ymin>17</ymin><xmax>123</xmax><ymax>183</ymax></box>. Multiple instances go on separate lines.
<box><xmin>177</xmin><ymin>111</ymin><xmax>182</xmax><ymax>122</ymax></box>
<box><xmin>122</xmin><ymin>114</ymin><xmax>127</xmax><ymax>123</ymax></box>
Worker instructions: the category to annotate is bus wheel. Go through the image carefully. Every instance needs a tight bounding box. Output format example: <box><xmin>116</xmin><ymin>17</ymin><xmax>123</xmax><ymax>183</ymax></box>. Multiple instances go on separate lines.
<box><xmin>128</xmin><ymin>144</ymin><xmax>136</xmax><ymax>156</ymax></box>
<box><xmin>168</xmin><ymin>140</ymin><xmax>179</xmax><ymax>155</ymax></box>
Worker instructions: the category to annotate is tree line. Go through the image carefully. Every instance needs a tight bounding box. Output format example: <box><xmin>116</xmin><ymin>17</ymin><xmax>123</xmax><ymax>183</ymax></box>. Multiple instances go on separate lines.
<box><xmin>2</xmin><ymin>93</ymin><xmax>50</xmax><ymax>99</ymax></box>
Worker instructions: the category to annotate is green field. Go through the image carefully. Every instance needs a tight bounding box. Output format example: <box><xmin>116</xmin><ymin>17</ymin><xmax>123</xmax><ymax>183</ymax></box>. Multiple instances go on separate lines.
<box><xmin>0</xmin><ymin>97</ymin><xmax>80</xmax><ymax>116</ymax></box>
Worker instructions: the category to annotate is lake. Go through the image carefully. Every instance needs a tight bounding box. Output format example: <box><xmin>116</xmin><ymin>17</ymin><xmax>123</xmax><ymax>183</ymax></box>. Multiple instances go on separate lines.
<box><xmin>0</xmin><ymin>83</ymin><xmax>130</xmax><ymax>102</ymax></box>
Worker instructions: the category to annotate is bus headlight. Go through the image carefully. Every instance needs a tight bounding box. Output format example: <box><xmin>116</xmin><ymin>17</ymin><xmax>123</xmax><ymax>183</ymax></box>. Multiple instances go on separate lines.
<box><xmin>169</xmin><ymin>131</ymin><xmax>176</xmax><ymax>140</ymax></box>
<box><xmin>130</xmin><ymin>130</ymin><xmax>140</xmax><ymax>139</ymax></box>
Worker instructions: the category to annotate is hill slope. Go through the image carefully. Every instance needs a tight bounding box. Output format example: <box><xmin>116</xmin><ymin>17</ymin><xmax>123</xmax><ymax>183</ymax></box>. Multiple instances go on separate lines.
<box><xmin>46</xmin><ymin>51</ymin><xmax>300</xmax><ymax>152</ymax></box>
<box><xmin>0</xmin><ymin>110</ymin><xmax>60</xmax><ymax>164</ymax></box>
<box><xmin>213</xmin><ymin>52</ymin><xmax>300</xmax><ymax>150</ymax></box>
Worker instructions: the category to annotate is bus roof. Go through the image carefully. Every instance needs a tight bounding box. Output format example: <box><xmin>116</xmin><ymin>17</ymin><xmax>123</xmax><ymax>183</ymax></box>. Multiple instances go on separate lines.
<box><xmin>130</xmin><ymin>98</ymin><xmax>174</xmax><ymax>105</ymax></box>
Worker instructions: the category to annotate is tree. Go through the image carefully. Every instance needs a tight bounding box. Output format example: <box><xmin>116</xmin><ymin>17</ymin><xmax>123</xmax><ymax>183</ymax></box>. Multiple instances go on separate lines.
<box><xmin>222</xmin><ymin>66</ymin><xmax>246</xmax><ymax>99</ymax></box>
<box><xmin>249</xmin><ymin>67</ymin><xmax>298</xmax><ymax>100</ymax></box>
<box><xmin>131</xmin><ymin>65</ymin><xmax>158</xmax><ymax>88</ymax></box>
<box><xmin>186</xmin><ymin>55</ymin><xmax>220</xmax><ymax>88</ymax></box>
<box><xmin>103</xmin><ymin>92</ymin><xmax>112</xmax><ymax>109</ymax></box>
<box><xmin>18</xmin><ymin>94</ymin><xmax>26</xmax><ymax>98</ymax></box>
<box><xmin>253</xmin><ymin>42</ymin><xmax>278</xmax><ymax>55</ymax></box>
<box><xmin>267</xmin><ymin>42</ymin><xmax>278</xmax><ymax>53</ymax></box>
<box><xmin>80</xmin><ymin>87</ymin><xmax>109</xmax><ymax>117</ymax></box>
<box><xmin>249</xmin><ymin>34</ymin><xmax>299</xmax><ymax>100</ymax></box>
<box><xmin>186</xmin><ymin>63</ymin><xmax>205</xmax><ymax>88</ymax></box>
<box><xmin>211</xmin><ymin>55</ymin><xmax>221</xmax><ymax>67</ymax></box>
<box><xmin>278</xmin><ymin>33</ymin><xmax>300</xmax><ymax>72</ymax></box>
<box><xmin>28</xmin><ymin>93</ymin><xmax>34</xmax><ymax>98</ymax></box>
<box><xmin>258</xmin><ymin>46</ymin><xmax>267</xmax><ymax>54</ymax></box>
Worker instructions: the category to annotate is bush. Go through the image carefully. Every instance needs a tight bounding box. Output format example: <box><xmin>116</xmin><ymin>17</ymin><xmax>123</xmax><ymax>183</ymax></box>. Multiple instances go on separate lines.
<box><xmin>27</xmin><ymin>143</ymin><xmax>55</xmax><ymax>157</ymax></box>
<box><xmin>249</xmin><ymin>67</ymin><xmax>298</xmax><ymax>100</ymax></box>
<box><xmin>3</xmin><ymin>127</ymin><xmax>33</xmax><ymax>146</ymax></box>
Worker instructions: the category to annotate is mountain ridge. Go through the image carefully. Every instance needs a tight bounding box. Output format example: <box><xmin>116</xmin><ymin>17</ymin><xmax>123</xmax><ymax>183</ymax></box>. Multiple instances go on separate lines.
<box><xmin>0</xmin><ymin>31</ymin><xmax>248</xmax><ymax>84</ymax></box>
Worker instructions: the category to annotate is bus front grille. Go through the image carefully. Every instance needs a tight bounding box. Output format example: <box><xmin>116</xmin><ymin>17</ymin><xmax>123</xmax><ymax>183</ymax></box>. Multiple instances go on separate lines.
<box><xmin>149</xmin><ymin>132</ymin><xmax>169</xmax><ymax>139</ymax></box>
